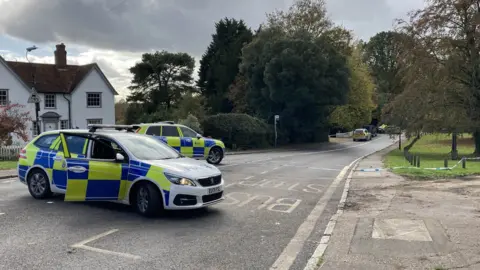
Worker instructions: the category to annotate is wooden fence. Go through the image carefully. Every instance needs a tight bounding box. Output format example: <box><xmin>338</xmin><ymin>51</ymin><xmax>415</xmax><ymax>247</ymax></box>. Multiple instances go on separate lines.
<box><xmin>0</xmin><ymin>145</ymin><xmax>24</xmax><ymax>161</ymax></box>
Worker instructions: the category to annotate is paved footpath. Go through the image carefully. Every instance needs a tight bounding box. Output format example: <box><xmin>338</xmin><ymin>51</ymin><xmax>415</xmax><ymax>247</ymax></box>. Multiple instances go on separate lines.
<box><xmin>320</xmin><ymin>144</ymin><xmax>480</xmax><ymax>270</ymax></box>
<box><xmin>0</xmin><ymin>169</ymin><xmax>16</xmax><ymax>179</ymax></box>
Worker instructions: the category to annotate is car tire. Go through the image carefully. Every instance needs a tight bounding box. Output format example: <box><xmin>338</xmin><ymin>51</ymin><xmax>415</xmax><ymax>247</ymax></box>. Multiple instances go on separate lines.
<box><xmin>353</xmin><ymin>139</ymin><xmax>356</xmax><ymax>142</ymax></box>
<box><xmin>207</xmin><ymin>147</ymin><xmax>224</xmax><ymax>165</ymax></box>
<box><xmin>133</xmin><ymin>182</ymin><xmax>164</xmax><ymax>217</ymax></box>
<box><xmin>27</xmin><ymin>169</ymin><xmax>53</xmax><ymax>199</ymax></box>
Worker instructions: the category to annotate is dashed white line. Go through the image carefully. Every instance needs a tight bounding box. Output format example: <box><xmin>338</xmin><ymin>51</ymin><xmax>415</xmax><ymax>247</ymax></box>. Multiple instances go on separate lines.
<box><xmin>0</xmin><ymin>213</ymin><xmax>5</xmax><ymax>216</ymax></box>
<box><xmin>260</xmin><ymin>171</ymin><xmax>269</xmax><ymax>174</ymax></box>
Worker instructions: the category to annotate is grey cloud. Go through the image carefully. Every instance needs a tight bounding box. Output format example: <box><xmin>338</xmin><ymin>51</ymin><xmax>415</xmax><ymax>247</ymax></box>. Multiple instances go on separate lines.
<box><xmin>0</xmin><ymin>0</ymin><xmax>421</xmax><ymax>57</ymax></box>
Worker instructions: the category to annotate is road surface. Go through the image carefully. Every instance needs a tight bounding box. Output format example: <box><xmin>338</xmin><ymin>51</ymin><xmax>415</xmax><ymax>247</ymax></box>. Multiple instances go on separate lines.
<box><xmin>0</xmin><ymin>135</ymin><xmax>395</xmax><ymax>270</ymax></box>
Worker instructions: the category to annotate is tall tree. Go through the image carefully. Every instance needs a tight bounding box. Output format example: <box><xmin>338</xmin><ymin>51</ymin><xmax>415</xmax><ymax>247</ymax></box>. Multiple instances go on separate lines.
<box><xmin>241</xmin><ymin>29</ymin><xmax>350</xmax><ymax>143</ymax></box>
<box><xmin>329</xmin><ymin>45</ymin><xmax>376</xmax><ymax>130</ymax></box>
<box><xmin>114</xmin><ymin>99</ymin><xmax>128</xmax><ymax>124</ymax></box>
<box><xmin>128</xmin><ymin>51</ymin><xmax>195</xmax><ymax>113</ymax></box>
<box><xmin>0</xmin><ymin>104</ymin><xmax>30</xmax><ymax>146</ymax></box>
<box><xmin>397</xmin><ymin>0</ymin><xmax>480</xmax><ymax>154</ymax></box>
<box><xmin>197</xmin><ymin>18</ymin><xmax>253</xmax><ymax>114</ymax></box>
<box><xmin>266</xmin><ymin>0</ymin><xmax>332</xmax><ymax>38</ymax></box>
<box><xmin>364</xmin><ymin>31</ymin><xmax>405</xmax><ymax>121</ymax></box>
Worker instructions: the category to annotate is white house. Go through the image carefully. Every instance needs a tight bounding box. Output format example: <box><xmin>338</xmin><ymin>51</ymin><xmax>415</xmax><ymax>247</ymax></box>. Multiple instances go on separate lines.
<box><xmin>0</xmin><ymin>43</ymin><xmax>117</xmax><ymax>143</ymax></box>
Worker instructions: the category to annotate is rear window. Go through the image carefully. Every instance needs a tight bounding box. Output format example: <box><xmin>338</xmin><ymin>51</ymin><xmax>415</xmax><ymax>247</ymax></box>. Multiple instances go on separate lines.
<box><xmin>354</xmin><ymin>129</ymin><xmax>365</xmax><ymax>134</ymax></box>
<box><xmin>146</xmin><ymin>126</ymin><xmax>161</xmax><ymax>136</ymax></box>
<box><xmin>34</xmin><ymin>134</ymin><xmax>59</xmax><ymax>149</ymax></box>
<box><xmin>161</xmin><ymin>126</ymin><xmax>180</xmax><ymax>137</ymax></box>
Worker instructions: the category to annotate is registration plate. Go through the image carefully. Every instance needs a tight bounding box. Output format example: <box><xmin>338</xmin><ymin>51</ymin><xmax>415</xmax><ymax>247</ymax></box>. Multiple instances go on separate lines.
<box><xmin>208</xmin><ymin>186</ymin><xmax>222</xmax><ymax>194</ymax></box>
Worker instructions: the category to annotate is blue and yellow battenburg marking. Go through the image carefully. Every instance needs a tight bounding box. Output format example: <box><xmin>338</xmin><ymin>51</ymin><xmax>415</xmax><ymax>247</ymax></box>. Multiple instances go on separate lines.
<box><xmin>18</xmin><ymin>131</ymin><xmax>174</xmax><ymax>206</ymax></box>
<box><xmin>153</xmin><ymin>135</ymin><xmax>217</xmax><ymax>158</ymax></box>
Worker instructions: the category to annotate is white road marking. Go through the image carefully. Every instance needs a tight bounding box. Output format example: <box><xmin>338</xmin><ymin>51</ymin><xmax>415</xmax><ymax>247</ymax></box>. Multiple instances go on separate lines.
<box><xmin>270</xmin><ymin>156</ymin><xmax>363</xmax><ymax>270</ymax></box>
<box><xmin>260</xmin><ymin>171</ymin><xmax>269</xmax><ymax>174</ymax></box>
<box><xmin>1</xmin><ymin>180</ymin><xmax>15</xmax><ymax>184</ymax></box>
<box><xmin>0</xmin><ymin>213</ymin><xmax>5</xmax><ymax>216</ymax></box>
<box><xmin>221</xmin><ymin>139</ymin><xmax>374</xmax><ymax>168</ymax></box>
<box><xmin>71</xmin><ymin>229</ymin><xmax>141</xmax><ymax>260</ymax></box>
<box><xmin>304</xmin><ymin>151</ymin><xmax>373</xmax><ymax>270</ymax></box>
<box><xmin>244</xmin><ymin>176</ymin><xmax>254</xmax><ymax>180</ymax></box>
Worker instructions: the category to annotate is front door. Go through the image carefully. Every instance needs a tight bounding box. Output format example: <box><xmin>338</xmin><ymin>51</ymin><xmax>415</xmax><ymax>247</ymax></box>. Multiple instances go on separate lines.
<box><xmin>44</xmin><ymin>121</ymin><xmax>58</xmax><ymax>132</ymax></box>
<box><xmin>60</xmin><ymin>133</ymin><xmax>127</xmax><ymax>201</ymax></box>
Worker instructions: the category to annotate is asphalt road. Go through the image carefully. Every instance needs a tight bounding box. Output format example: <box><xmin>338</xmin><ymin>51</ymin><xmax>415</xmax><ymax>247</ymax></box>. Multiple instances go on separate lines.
<box><xmin>0</xmin><ymin>135</ymin><xmax>395</xmax><ymax>270</ymax></box>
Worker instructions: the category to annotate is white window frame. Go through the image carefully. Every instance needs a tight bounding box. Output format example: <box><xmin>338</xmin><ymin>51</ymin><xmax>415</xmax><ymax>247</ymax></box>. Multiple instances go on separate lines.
<box><xmin>86</xmin><ymin>92</ymin><xmax>102</xmax><ymax>108</ymax></box>
<box><xmin>60</xmin><ymin>120</ymin><xmax>69</xmax><ymax>129</ymax></box>
<box><xmin>44</xmin><ymin>94</ymin><xmax>56</xmax><ymax>109</ymax></box>
<box><xmin>87</xmin><ymin>119</ymin><xmax>103</xmax><ymax>126</ymax></box>
<box><xmin>0</xmin><ymin>89</ymin><xmax>8</xmax><ymax>106</ymax></box>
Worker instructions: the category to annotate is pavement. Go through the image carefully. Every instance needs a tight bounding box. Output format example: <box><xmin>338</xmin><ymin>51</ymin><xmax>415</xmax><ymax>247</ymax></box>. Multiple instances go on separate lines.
<box><xmin>0</xmin><ymin>169</ymin><xmax>16</xmax><ymax>179</ymax></box>
<box><xmin>320</xmin><ymin>144</ymin><xmax>480</xmax><ymax>270</ymax></box>
<box><xmin>0</xmin><ymin>135</ymin><xmax>395</xmax><ymax>270</ymax></box>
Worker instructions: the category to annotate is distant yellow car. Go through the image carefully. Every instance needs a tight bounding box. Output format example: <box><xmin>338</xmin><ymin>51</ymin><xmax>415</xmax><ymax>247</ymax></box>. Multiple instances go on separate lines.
<box><xmin>352</xmin><ymin>128</ymin><xmax>372</xmax><ymax>141</ymax></box>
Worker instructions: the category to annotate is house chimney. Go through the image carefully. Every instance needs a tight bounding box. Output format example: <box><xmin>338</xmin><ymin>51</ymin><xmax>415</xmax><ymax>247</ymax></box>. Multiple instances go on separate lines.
<box><xmin>54</xmin><ymin>43</ymin><xmax>67</xmax><ymax>68</ymax></box>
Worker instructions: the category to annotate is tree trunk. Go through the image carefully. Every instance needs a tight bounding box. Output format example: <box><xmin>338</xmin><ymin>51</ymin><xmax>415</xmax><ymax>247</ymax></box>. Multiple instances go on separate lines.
<box><xmin>474</xmin><ymin>131</ymin><xmax>480</xmax><ymax>156</ymax></box>
<box><xmin>451</xmin><ymin>132</ymin><xmax>458</xmax><ymax>160</ymax></box>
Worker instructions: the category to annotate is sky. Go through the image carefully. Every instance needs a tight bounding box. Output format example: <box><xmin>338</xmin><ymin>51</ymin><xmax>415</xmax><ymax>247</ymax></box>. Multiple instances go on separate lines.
<box><xmin>0</xmin><ymin>0</ymin><xmax>425</xmax><ymax>99</ymax></box>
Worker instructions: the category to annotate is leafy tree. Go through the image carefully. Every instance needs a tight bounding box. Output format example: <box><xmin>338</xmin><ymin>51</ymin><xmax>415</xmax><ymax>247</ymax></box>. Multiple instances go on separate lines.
<box><xmin>330</xmin><ymin>45</ymin><xmax>376</xmax><ymax>130</ymax></box>
<box><xmin>396</xmin><ymin>0</ymin><xmax>480</xmax><ymax>154</ymax></box>
<box><xmin>178</xmin><ymin>114</ymin><xmax>202</xmax><ymax>134</ymax></box>
<box><xmin>127</xmin><ymin>51</ymin><xmax>195</xmax><ymax>113</ymax></box>
<box><xmin>364</xmin><ymin>31</ymin><xmax>405</xmax><ymax>121</ymax></box>
<box><xmin>0</xmin><ymin>104</ymin><xmax>30</xmax><ymax>146</ymax></box>
<box><xmin>114</xmin><ymin>99</ymin><xmax>128</xmax><ymax>124</ymax></box>
<box><xmin>227</xmin><ymin>74</ymin><xmax>251</xmax><ymax>113</ymax></box>
<box><xmin>241</xmin><ymin>29</ymin><xmax>350</xmax><ymax>143</ymax></box>
<box><xmin>197</xmin><ymin>18</ymin><xmax>253</xmax><ymax>114</ymax></box>
<box><xmin>266</xmin><ymin>0</ymin><xmax>332</xmax><ymax>38</ymax></box>
<box><xmin>170</xmin><ymin>93</ymin><xmax>206</xmax><ymax>123</ymax></box>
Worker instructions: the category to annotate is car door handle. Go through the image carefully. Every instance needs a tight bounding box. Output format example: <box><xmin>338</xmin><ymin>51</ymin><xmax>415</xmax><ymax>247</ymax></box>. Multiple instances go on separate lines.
<box><xmin>68</xmin><ymin>166</ymin><xmax>87</xmax><ymax>173</ymax></box>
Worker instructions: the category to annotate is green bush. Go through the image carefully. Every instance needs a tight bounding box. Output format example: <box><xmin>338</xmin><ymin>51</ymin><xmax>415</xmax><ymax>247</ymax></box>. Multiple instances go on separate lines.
<box><xmin>202</xmin><ymin>113</ymin><xmax>272</xmax><ymax>149</ymax></box>
<box><xmin>178</xmin><ymin>114</ymin><xmax>203</xmax><ymax>133</ymax></box>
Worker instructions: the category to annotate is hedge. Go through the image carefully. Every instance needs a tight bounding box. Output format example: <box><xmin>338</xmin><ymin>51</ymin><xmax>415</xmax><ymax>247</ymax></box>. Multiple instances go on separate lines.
<box><xmin>202</xmin><ymin>113</ymin><xmax>272</xmax><ymax>149</ymax></box>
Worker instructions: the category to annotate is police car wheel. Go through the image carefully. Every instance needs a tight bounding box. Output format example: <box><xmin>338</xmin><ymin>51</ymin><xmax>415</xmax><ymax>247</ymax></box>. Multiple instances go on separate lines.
<box><xmin>207</xmin><ymin>147</ymin><xmax>223</xmax><ymax>165</ymax></box>
<box><xmin>27</xmin><ymin>169</ymin><xmax>53</xmax><ymax>199</ymax></box>
<box><xmin>134</xmin><ymin>182</ymin><xmax>163</xmax><ymax>217</ymax></box>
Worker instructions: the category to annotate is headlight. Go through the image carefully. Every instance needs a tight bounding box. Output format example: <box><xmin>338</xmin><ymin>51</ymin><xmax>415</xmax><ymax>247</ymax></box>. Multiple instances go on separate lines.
<box><xmin>164</xmin><ymin>173</ymin><xmax>196</xmax><ymax>186</ymax></box>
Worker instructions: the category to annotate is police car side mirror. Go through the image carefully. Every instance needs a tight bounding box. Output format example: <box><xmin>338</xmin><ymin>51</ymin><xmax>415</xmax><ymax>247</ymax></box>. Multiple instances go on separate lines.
<box><xmin>196</xmin><ymin>134</ymin><xmax>202</xmax><ymax>139</ymax></box>
<box><xmin>115</xmin><ymin>153</ymin><xmax>125</xmax><ymax>162</ymax></box>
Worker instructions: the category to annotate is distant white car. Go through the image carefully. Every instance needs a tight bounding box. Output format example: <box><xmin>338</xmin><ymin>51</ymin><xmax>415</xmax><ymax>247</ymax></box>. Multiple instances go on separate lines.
<box><xmin>17</xmin><ymin>124</ymin><xmax>225</xmax><ymax>217</ymax></box>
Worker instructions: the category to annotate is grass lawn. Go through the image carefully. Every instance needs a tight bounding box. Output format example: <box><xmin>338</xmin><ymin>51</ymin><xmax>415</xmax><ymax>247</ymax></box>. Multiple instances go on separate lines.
<box><xmin>0</xmin><ymin>161</ymin><xmax>17</xmax><ymax>170</ymax></box>
<box><xmin>384</xmin><ymin>133</ymin><xmax>480</xmax><ymax>179</ymax></box>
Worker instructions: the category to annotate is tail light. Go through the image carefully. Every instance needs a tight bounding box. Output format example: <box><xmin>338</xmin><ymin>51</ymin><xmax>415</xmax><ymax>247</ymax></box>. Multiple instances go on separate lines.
<box><xmin>18</xmin><ymin>148</ymin><xmax>26</xmax><ymax>159</ymax></box>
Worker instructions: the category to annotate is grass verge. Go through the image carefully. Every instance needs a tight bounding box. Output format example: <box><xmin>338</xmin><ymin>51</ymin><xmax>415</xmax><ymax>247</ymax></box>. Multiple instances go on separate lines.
<box><xmin>0</xmin><ymin>161</ymin><xmax>16</xmax><ymax>170</ymax></box>
<box><xmin>384</xmin><ymin>133</ymin><xmax>480</xmax><ymax>179</ymax></box>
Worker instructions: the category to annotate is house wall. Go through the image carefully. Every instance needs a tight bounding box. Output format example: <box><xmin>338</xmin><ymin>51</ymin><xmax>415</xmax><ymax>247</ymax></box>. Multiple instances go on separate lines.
<box><xmin>0</xmin><ymin>62</ymin><xmax>116</xmax><ymax>145</ymax></box>
<box><xmin>0</xmin><ymin>61</ymin><xmax>35</xmax><ymax>145</ymax></box>
<box><xmin>71</xmin><ymin>68</ymin><xmax>115</xmax><ymax>129</ymax></box>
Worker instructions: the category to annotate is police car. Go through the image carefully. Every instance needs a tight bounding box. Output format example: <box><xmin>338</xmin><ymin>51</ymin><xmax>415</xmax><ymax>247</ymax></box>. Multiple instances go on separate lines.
<box><xmin>135</xmin><ymin>122</ymin><xmax>225</xmax><ymax>165</ymax></box>
<box><xmin>17</xmin><ymin>124</ymin><xmax>225</xmax><ymax>217</ymax></box>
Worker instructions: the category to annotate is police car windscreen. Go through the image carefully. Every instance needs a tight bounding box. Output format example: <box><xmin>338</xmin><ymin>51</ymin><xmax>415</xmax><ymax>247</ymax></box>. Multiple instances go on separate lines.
<box><xmin>115</xmin><ymin>134</ymin><xmax>181</xmax><ymax>160</ymax></box>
